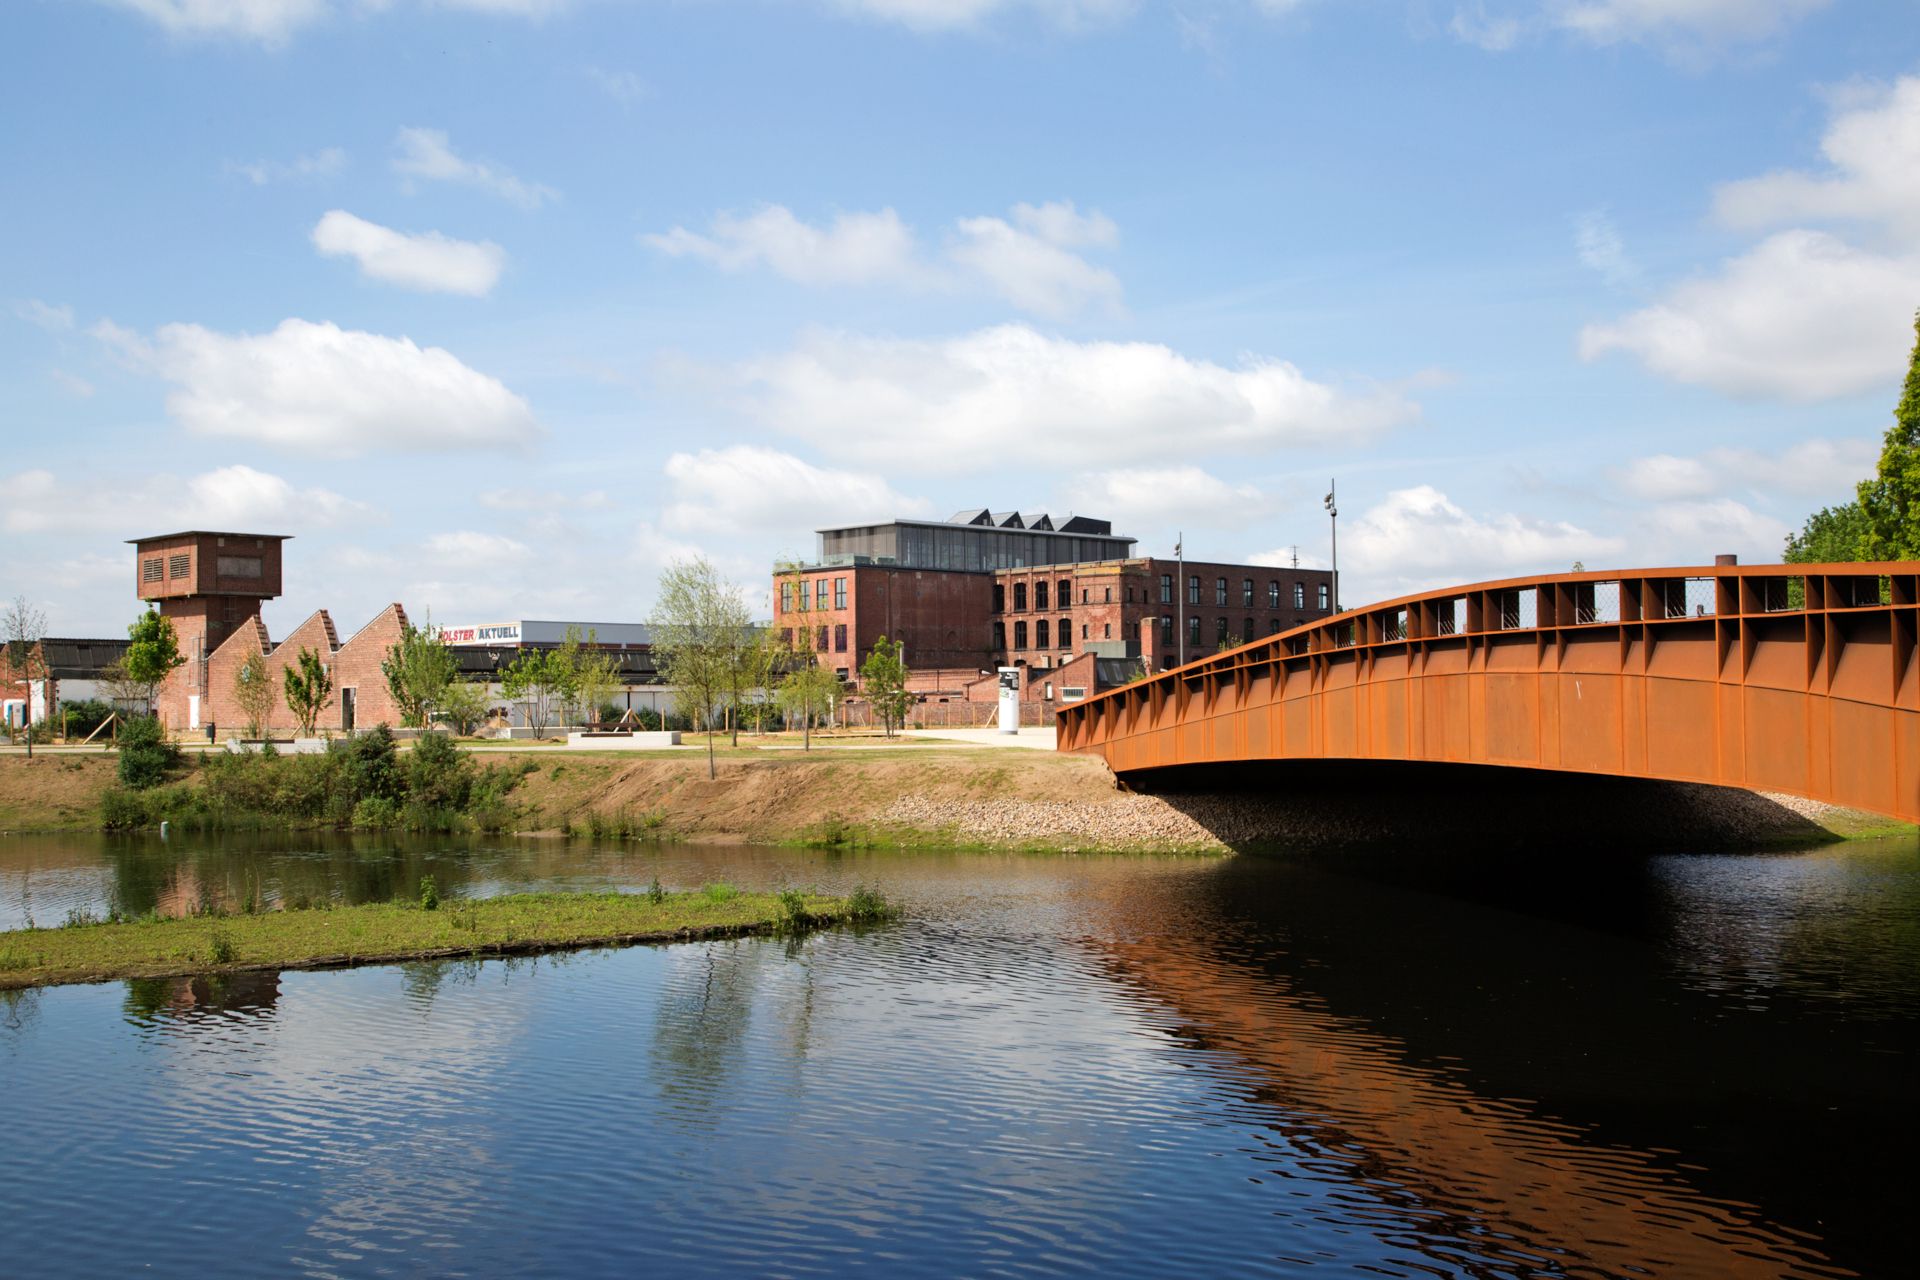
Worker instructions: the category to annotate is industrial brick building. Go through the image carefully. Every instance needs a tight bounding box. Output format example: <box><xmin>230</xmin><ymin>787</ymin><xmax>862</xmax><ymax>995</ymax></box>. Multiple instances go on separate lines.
<box><xmin>772</xmin><ymin>509</ymin><xmax>1335</xmax><ymax>713</ymax></box>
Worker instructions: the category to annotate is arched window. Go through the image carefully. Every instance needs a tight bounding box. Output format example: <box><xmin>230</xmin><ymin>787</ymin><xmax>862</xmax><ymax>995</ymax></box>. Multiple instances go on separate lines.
<box><xmin>1036</xmin><ymin>618</ymin><xmax>1049</xmax><ymax>649</ymax></box>
<box><xmin>1014</xmin><ymin>621</ymin><xmax>1028</xmax><ymax>650</ymax></box>
<box><xmin>1058</xmin><ymin>617</ymin><xmax>1071</xmax><ymax>648</ymax></box>
<box><xmin>1035</xmin><ymin>581</ymin><xmax>1049</xmax><ymax>611</ymax></box>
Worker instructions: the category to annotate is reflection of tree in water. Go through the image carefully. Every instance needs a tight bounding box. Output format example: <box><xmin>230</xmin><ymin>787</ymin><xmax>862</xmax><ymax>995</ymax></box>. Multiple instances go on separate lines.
<box><xmin>123</xmin><ymin>970</ymin><xmax>282</xmax><ymax>1026</ymax></box>
<box><xmin>650</xmin><ymin>940</ymin><xmax>773</xmax><ymax>1122</ymax></box>
<box><xmin>0</xmin><ymin>987</ymin><xmax>41</xmax><ymax>1041</ymax></box>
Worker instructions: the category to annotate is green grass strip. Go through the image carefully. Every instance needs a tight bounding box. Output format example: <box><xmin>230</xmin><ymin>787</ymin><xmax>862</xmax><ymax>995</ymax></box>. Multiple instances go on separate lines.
<box><xmin>0</xmin><ymin>890</ymin><xmax>863</xmax><ymax>990</ymax></box>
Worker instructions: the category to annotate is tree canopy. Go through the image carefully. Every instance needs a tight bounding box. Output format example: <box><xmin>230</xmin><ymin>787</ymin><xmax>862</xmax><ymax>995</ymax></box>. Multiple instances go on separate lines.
<box><xmin>123</xmin><ymin>611</ymin><xmax>185</xmax><ymax>713</ymax></box>
<box><xmin>649</xmin><ymin>556</ymin><xmax>752</xmax><ymax>778</ymax></box>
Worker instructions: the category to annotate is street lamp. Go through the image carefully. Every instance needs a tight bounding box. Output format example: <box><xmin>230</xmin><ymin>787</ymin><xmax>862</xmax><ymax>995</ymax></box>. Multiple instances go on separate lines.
<box><xmin>1324</xmin><ymin>481</ymin><xmax>1339</xmax><ymax>615</ymax></box>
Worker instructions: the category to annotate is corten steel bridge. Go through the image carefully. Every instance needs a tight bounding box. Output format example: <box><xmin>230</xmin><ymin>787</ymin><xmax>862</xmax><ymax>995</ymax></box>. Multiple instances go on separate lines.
<box><xmin>1057</xmin><ymin>563</ymin><xmax>1920</xmax><ymax>823</ymax></box>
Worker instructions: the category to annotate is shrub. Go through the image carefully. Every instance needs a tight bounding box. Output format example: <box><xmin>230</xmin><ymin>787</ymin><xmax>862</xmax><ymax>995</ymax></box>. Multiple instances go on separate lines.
<box><xmin>352</xmin><ymin>795</ymin><xmax>401</xmax><ymax>828</ymax></box>
<box><xmin>58</xmin><ymin>699</ymin><xmax>115</xmax><ymax>738</ymax></box>
<box><xmin>418</xmin><ymin>875</ymin><xmax>439</xmax><ymax>911</ymax></box>
<box><xmin>406</xmin><ymin>731</ymin><xmax>473</xmax><ymax>810</ymax></box>
<box><xmin>776</xmin><ymin>888</ymin><xmax>808</xmax><ymax>929</ymax></box>
<box><xmin>100</xmin><ymin>787</ymin><xmax>151</xmax><ymax>830</ymax></box>
<box><xmin>702</xmin><ymin>882</ymin><xmax>740</xmax><ymax>904</ymax></box>
<box><xmin>116</xmin><ymin>716</ymin><xmax>179</xmax><ymax>790</ymax></box>
<box><xmin>846</xmin><ymin>884</ymin><xmax>896</xmax><ymax>922</ymax></box>
<box><xmin>336</xmin><ymin>725</ymin><xmax>403</xmax><ymax>805</ymax></box>
<box><xmin>647</xmin><ymin>877</ymin><xmax>665</xmax><ymax>904</ymax></box>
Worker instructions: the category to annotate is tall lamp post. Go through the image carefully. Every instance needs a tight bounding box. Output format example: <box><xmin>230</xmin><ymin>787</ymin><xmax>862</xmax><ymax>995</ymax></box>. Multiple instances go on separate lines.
<box><xmin>1324</xmin><ymin>481</ymin><xmax>1339</xmax><ymax>615</ymax></box>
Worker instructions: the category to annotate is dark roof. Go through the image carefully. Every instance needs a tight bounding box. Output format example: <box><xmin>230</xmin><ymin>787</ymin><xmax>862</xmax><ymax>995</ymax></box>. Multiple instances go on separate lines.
<box><xmin>127</xmin><ymin>531</ymin><xmax>293</xmax><ymax>544</ymax></box>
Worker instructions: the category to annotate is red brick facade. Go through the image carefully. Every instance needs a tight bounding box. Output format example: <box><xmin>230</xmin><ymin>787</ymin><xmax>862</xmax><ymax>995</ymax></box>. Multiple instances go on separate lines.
<box><xmin>133</xmin><ymin>531</ymin><xmax>290</xmax><ymax>731</ymax></box>
<box><xmin>193</xmin><ymin>604</ymin><xmax>412</xmax><ymax>737</ymax></box>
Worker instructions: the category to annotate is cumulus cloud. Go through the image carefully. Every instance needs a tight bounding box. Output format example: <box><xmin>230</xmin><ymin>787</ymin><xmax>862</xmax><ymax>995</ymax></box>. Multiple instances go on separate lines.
<box><xmin>661</xmin><ymin>446</ymin><xmax>928</xmax><ymax>533</ymax></box>
<box><xmin>585</xmin><ymin>66</ymin><xmax>648</xmax><ymax>105</ymax></box>
<box><xmin>93</xmin><ymin>316</ymin><xmax>540</xmax><ymax>457</ymax></box>
<box><xmin>730</xmin><ymin>324</ymin><xmax>1418</xmax><ymax>469</ymax></box>
<box><xmin>2</xmin><ymin>464</ymin><xmax>371</xmax><ymax>535</ymax></box>
<box><xmin>13</xmin><ymin>299</ymin><xmax>74</xmax><ymax>332</ymax></box>
<box><xmin>1057</xmin><ymin>466</ymin><xmax>1263</xmax><ymax>531</ymax></box>
<box><xmin>392</xmin><ymin>127</ymin><xmax>558</xmax><ymax>210</ymax></box>
<box><xmin>1554</xmin><ymin>0</ymin><xmax>1832</xmax><ymax>47</ymax></box>
<box><xmin>228</xmin><ymin>147</ymin><xmax>346</xmax><ymax>185</ymax></box>
<box><xmin>645</xmin><ymin>199</ymin><xmax>1122</xmax><ymax>317</ymax></box>
<box><xmin>424</xmin><ymin>530</ymin><xmax>535</xmax><ymax>562</ymax></box>
<box><xmin>1615</xmin><ymin>437</ymin><xmax>1877</xmax><ymax>501</ymax></box>
<box><xmin>311</xmin><ymin>210</ymin><xmax>506</xmax><ymax>295</ymax></box>
<box><xmin>100</xmin><ymin>0</ymin><xmax>331</xmax><ymax>45</ymax></box>
<box><xmin>479</xmin><ymin>487</ymin><xmax>611</xmax><ymax>511</ymax></box>
<box><xmin>1573</xmin><ymin>209</ymin><xmax>1639</xmax><ymax>286</ymax></box>
<box><xmin>49</xmin><ymin>370</ymin><xmax>95</xmax><ymax>398</ymax></box>
<box><xmin>1449</xmin><ymin>3</ymin><xmax>1525</xmax><ymax>51</ymax></box>
<box><xmin>828</xmin><ymin>0</ymin><xmax>1134</xmax><ymax>33</ymax></box>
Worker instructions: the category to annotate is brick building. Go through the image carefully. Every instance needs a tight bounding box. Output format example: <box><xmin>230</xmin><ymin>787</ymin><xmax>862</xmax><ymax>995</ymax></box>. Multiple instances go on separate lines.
<box><xmin>773</xmin><ymin>509</ymin><xmax>1334</xmax><ymax>713</ymax></box>
<box><xmin>132</xmin><ymin>530</ymin><xmax>290</xmax><ymax>730</ymax></box>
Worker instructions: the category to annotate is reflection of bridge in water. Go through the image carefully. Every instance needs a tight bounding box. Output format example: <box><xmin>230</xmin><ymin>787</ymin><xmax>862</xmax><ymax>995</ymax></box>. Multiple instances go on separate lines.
<box><xmin>1060</xmin><ymin>562</ymin><xmax>1920</xmax><ymax>823</ymax></box>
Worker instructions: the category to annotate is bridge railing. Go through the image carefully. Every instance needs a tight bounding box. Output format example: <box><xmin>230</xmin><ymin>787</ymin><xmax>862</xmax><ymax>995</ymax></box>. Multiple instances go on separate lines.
<box><xmin>1057</xmin><ymin>562</ymin><xmax>1920</xmax><ymax>759</ymax></box>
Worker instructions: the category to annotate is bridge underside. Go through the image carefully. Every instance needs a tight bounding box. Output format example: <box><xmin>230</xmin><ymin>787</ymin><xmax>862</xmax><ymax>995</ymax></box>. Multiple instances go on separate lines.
<box><xmin>1060</xmin><ymin>566</ymin><xmax>1920</xmax><ymax>825</ymax></box>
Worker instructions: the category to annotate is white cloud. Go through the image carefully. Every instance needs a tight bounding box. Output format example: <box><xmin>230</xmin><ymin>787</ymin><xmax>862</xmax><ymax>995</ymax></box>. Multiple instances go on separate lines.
<box><xmin>662</xmin><ymin>446</ymin><xmax>928</xmax><ymax>534</ymax></box>
<box><xmin>424</xmin><ymin>530</ymin><xmax>534</xmax><ymax>562</ymax></box>
<box><xmin>1616</xmin><ymin>437</ymin><xmax>1877</xmax><ymax>501</ymax></box>
<box><xmin>1573</xmin><ymin>209</ymin><xmax>1638</xmax><ymax>285</ymax></box>
<box><xmin>1057</xmin><ymin>466</ymin><xmax>1263</xmax><ymax>531</ymax></box>
<box><xmin>645</xmin><ymin>199</ymin><xmax>1122</xmax><ymax>317</ymax></box>
<box><xmin>1635</xmin><ymin>496</ymin><xmax>1790</xmax><ymax>560</ymax></box>
<box><xmin>311</xmin><ymin>210</ymin><xmax>505</xmax><ymax>296</ymax></box>
<box><xmin>1</xmin><ymin>465</ymin><xmax>371</xmax><ymax>535</ymax></box>
<box><xmin>1578</xmin><ymin>230</ymin><xmax>1920</xmax><ymax>400</ymax></box>
<box><xmin>100</xmin><ymin>0</ymin><xmax>331</xmax><ymax>45</ymax></box>
<box><xmin>1554</xmin><ymin>0</ymin><xmax>1832</xmax><ymax>47</ymax></box>
<box><xmin>1449</xmin><ymin>3</ymin><xmax>1524</xmax><ymax>50</ymax></box>
<box><xmin>1713</xmin><ymin>75</ymin><xmax>1920</xmax><ymax>245</ymax></box>
<box><xmin>93</xmin><ymin>316</ymin><xmax>540</xmax><ymax>457</ymax></box>
<box><xmin>49</xmin><ymin>370</ymin><xmax>95</xmax><ymax>398</ymax></box>
<box><xmin>228</xmin><ymin>147</ymin><xmax>346</xmax><ymax>185</ymax></box>
<box><xmin>392</xmin><ymin>127</ymin><xmax>558</xmax><ymax>210</ymax></box>
<box><xmin>585</xmin><ymin>66</ymin><xmax>648</xmax><ymax>105</ymax></box>
<box><xmin>13</xmin><ymin>299</ymin><xmax>74</xmax><ymax>332</ymax></box>
<box><xmin>730</xmin><ymin>323</ymin><xmax>1418</xmax><ymax>469</ymax></box>
<box><xmin>828</xmin><ymin>0</ymin><xmax>1134</xmax><ymax>33</ymax></box>
<box><xmin>479</xmin><ymin>488</ymin><xmax>611</xmax><ymax>511</ymax></box>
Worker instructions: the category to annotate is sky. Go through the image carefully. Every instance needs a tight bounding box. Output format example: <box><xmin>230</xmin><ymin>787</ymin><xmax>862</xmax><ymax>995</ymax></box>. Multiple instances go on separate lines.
<box><xmin>5</xmin><ymin>0</ymin><xmax>1920</xmax><ymax>638</ymax></box>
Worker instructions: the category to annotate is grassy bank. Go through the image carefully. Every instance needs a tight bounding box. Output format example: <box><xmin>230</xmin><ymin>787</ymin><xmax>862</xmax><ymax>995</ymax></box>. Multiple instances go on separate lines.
<box><xmin>0</xmin><ymin>886</ymin><xmax>888</xmax><ymax>990</ymax></box>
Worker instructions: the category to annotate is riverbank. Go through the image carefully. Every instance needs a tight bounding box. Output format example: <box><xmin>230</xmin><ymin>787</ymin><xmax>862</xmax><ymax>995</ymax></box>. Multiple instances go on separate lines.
<box><xmin>0</xmin><ymin>887</ymin><xmax>875</xmax><ymax>990</ymax></box>
<box><xmin>0</xmin><ymin>746</ymin><xmax>1907</xmax><ymax>853</ymax></box>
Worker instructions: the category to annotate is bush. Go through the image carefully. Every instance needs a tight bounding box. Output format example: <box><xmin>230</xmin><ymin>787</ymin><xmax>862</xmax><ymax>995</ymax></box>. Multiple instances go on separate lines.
<box><xmin>406</xmin><ymin>731</ymin><xmax>473</xmax><ymax>810</ymax></box>
<box><xmin>57</xmin><ymin>699</ymin><xmax>115</xmax><ymax>738</ymax></box>
<box><xmin>117</xmin><ymin>716</ymin><xmax>179</xmax><ymax>790</ymax></box>
<box><xmin>336</xmin><ymin>725</ymin><xmax>402</xmax><ymax>805</ymax></box>
<box><xmin>352</xmin><ymin>795</ymin><xmax>401</xmax><ymax>828</ymax></box>
<box><xmin>100</xmin><ymin>787</ymin><xmax>151</xmax><ymax>831</ymax></box>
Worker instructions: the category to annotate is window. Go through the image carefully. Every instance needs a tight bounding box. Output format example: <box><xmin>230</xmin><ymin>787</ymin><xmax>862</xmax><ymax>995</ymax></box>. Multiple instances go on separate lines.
<box><xmin>834</xmin><ymin>624</ymin><xmax>847</xmax><ymax>653</ymax></box>
<box><xmin>799</xmin><ymin>581</ymin><xmax>810</xmax><ymax>612</ymax></box>
<box><xmin>1160</xmin><ymin>574</ymin><xmax>1173</xmax><ymax>604</ymax></box>
<box><xmin>780</xmin><ymin>582</ymin><xmax>793</xmax><ymax>613</ymax></box>
<box><xmin>1242</xmin><ymin>617</ymin><xmax>1254</xmax><ymax>643</ymax></box>
<box><xmin>1014</xmin><ymin>582</ymin><xmax>1027</xmax><ymax>612</ymax></box>
<box><xmin>1082</xmin><ymin>589</ymin><xmax>1089</xmax><ymax>604</ymax></box>
<box><xmin>169</xmin><ymin>553</ymin><xmax>190</xmax><ymax>579</ymax></box>
<box><xmin>218</xmin><ymin>555</ymin><xmax>261</xmax><ymax>579</ymax></box>
<box><xmin>1081</xmin><ymin>623</ymin><xmax>1088</xmax><ymax>639</ymax></box>
<box><xmin>1187</xmin><ymin>575</ymin><xmax>1200</xmax><ymax>605</ymax></box>
<box><xmin>994</xmin><ymin>583</ymin><xmax>1006</xmax><ymax>612</ymax></box>
<box><xmin>1014</xmin><ymin>621</ymin><xmax>1028</xmax><ymax>650</ymax></box>
<box><xmin>1318</xmin><ymin>583</ymin><xmax>1330</xmax><ymax>609</ymax></box>
<box><xmin>993</xmin><ymin>621</ymin><xmax>1005</xmax><ymax>650</ymax></box>
<box><xmin>1127</xmin><ymin>586</ymin><xmax>1135</xmax><ymax>603</ymax></box>
<box><xmin>1035</xmin><ymin>581</ymin><xmax>1049</xmax><ymax>611</ymax></box>
<box><xmin>142</xmin><ymin>558</ymin><xmax>163</xmax><ymax>583</ymax></box>
<box><xmin>1293</xmin><ymin>582</ymin><xmax>1305</xmax><ymax>609</ymax></box>
<box><xmin>1103</xmin><ymin>587</ymin><xmax>1112</xmax><ymax>603</ymax></box>
<box><xmin>1103</xmin><ymin>623</ymin><xmax>1111</xmax><ymax>639</ymax></box>
<box><xmin>816</xmin><ymin>625</ymin><xmax>829</xmax><ymax>653</ymax></box>
<box><xmin>1160</xmin><ymin>616</ymin><xmax>1173</xmax><ymax>641</ymax></box>
<box><xmin>1188</xmin><ymin>616</ymin><xmax>1201</xmax><ymax>646</ymax></box>
<box><xmin>816</xmin><ymin>580</ymin><xmax>829</xmax><ymax>610</ymax></box>
<box><xmin>1044</xmin><ymin>682</ymin><xmax>1054</xmax><ymax>700</ymax></box>
<box><xmin>1270</xmin><ymin>619</ymin><xmax>1281</xmax><ymax>635</ymax></box>
<box><xmin>1058</xmin><ymin>579</ymin><xmax>1069</xmax><ymax>605</ymax></box>
<box><xmin>1036</xmin><ymin>619</ymin><xmax>1049</xmax><ymax>649</ymax></box>
<box><xmin>1058</xmin><ymin>617</ymin><xmax>1071</xmax><ymax>648</ymax></box>
<box><xmin>1216</xmin><ymin>617</ymin><xmax>1229</xmax><ymax>644</ymax></box>
<box><xmin>1243</xmin><ymin>578</ymin><xmax>1254</xmax><ymax>607</ymax></box>
<box><xmin>780</xmin><ymin>627</ymin><xmax>793</xmax><ymax>645</ymax></box>
<box><xmin>1215</xmin><ymin>577</ymin><xmax>1228</xmax><ymax>606</ymax></box>
<box><xmin>834</xmin><ymin>577</ymin><xmax>846</xmax><ymax>610</ymax></box>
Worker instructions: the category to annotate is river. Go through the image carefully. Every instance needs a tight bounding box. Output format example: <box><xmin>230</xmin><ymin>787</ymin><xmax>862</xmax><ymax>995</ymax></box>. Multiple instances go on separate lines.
<box><xmin>0</xmin><ymin>830</ymin><xmax>1915</xmax><ymax>1278</ymax></box>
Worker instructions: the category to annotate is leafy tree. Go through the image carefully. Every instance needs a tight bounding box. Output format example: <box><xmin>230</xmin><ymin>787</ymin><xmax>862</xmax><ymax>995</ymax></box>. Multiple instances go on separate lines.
<box><xmin>556</xmin><ymin>626</ymin><xmax>623</xmax><ymax>727</ymax></box>
<box><xmin>1859</xmin><ymin>309</ymin><xmax>1920</xmax><ymax>560</ymax></box>
<box><xmin>231</xmin><ymin>649</ymin><xmax>277</xmax><ymax>740</ymax></box>
<box><xmin>650</xmin><ymin>556</ymin><xmax>752</xmax><ymax>779</ymax></box>
<box><xmin>282</xmin><ymin>646</ymin><xmax>334</xmax><ymax>737</ymax></box>
<box><xmin>859</xmin><ymin>635</ymin><xmax>914</xmax><ymax>738</ymax></box>
<box><xmin>777</xmin><ymin>655</ymin><xmax>840</xmax><ymax>750</ymax></box>
<box><xmin>501</xmin><ymin>649</ymin><xmax>560</xmax><ymax>739</ymax></box>
<box><xmin>116</xmin><ymin>714</ymin><xmax>179</xmax><ymax>789</ymax></box>
<box><xmin>382</xmin><ymin>619</ymin><xmax>458</xmax><ymax>728</ymax></box>
<box><xmin>741</xmin><ymin>626</ymin><xmax>789</xmax><ymax>735</ymax></box>
<box><xmin>123</xmin><ymin>610</ymin><xmax>185</xmax><ymax>715</ymax></box>
<box><xmin>436</xmin><ymin>677</ymin><xmax>491</xmax><ymax>736</ymax></box>
<box><xmin>1785</xmin><ymin>502</ymin><xmax>1873</xmax><ymax>564</ymax></box>
<box><xmin>2</xmin><ymin>595</ymin><xmax>47</xmax><ymax>758</ymax></box>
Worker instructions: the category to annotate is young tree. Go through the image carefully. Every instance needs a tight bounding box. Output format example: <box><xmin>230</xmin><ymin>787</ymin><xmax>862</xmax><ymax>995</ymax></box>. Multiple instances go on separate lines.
<box><xmin>566</xmin><ymin>629</ymin><xmax>624</xmax><ymax>728</ymax></box>
<box><xmin>382</xmin><ymin>619</ymin><xmax>458</xmax><ymax>728</ymax></box>
<box><xmin>2</xmin><ymin>595</ymin><xmax>48</xmax><ymax>757</ymax></box>
<box><xmin>777</xmin><ymin>655</ymin><xmax>840</xmax><ymax>750</ymax></box>
<box><xmin>123</xmin><ymin>610</ymin><xmax>185</xmax><ymax>716</ymax></box>
<box><xmin>282</xmin><ymin>647</ymin><xmax>334</xmax><ymax>737</ymax></box>
<box><xmin>1859</xmin><ymin>308</ymin><xmax>1920</xmax><ymax>561</ymax></box>
<box><xmin>650</xmin><ymin>555</ymin><xmax>752</xmax><ymax>779</ymax></box>
<box><xmin>500</xmin><ymin>649</ymin><xmax>559</xmax><ymax>739</ymax></box>
<box><xmin>436</xmin><ymin>677</ymin><xmax>492</xmax><ymax>737</ymax></box>
<box><xmin>859</xmin><ymin>635</ymin><xmax>914</xmax><ymax>738</ymax></box>
<box><xmin>740</xmin><ymin>626</ymin><xmax>789</xmax><ymax>735</ymax></box>
<box><xmin>231</xmin><ymin>650</ymin><xmax>277</xmax><ymax>741</ymax></box>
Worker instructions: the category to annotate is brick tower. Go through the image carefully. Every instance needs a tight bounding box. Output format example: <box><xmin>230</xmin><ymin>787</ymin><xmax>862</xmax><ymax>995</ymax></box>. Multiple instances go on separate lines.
<box><xmin>130</xmin><ymin>531</ymin><xmax>289</xmax><ymax>730</ymax></box>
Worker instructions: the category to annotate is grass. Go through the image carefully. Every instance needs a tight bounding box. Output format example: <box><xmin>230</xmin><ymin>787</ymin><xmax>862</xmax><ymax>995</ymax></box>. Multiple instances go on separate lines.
<box><xmin>0</xmin><ymin>886</ymin><xmax>880</xmax><ymax>990</ymax></box>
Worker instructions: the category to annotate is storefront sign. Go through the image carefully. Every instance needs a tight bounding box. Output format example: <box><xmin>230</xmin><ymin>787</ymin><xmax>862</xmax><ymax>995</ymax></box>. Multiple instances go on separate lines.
<box><xmin>440</xmin><ymin>622</ymin><xmax>521</xmax><ymax>646</ymax></box>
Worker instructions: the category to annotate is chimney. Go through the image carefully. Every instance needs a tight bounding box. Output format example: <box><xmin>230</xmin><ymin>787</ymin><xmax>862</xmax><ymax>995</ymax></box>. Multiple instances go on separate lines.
<box><xmin>1714</xmin><ymin>554</ymin><xmax>1739</xmax><ymax>566</ymax></box>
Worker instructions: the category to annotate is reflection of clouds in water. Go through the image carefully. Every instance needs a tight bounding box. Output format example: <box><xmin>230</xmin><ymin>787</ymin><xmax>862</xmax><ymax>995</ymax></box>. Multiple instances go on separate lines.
<box><xmin>1654</xmin><ymin>842</ymin><xmax>1920</xmax><ymax>1017</ymax></box>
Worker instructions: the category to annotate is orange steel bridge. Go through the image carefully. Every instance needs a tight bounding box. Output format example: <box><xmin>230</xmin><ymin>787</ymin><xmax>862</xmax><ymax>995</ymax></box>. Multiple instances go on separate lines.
<box><xmin>1057</xmin><ymin>563</ymin><xmax>1920</xmax><ymax>823</ymax></box>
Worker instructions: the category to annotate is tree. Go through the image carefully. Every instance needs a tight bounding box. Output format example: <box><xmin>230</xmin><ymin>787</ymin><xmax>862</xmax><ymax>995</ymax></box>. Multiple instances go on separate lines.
<box><xmin>436</xmin><ymin>677</ymin><xmax>491</xmax><ymax>736</ymax></box>
<box><xmin>2</xmin><ymin>595</ymin><xmax>47</xmax><ymax>758</ymax></box>
<box><xmin>740</xmin><ymin>626</ymin><xmax>789</xmax><ymax>735</ymax></box>
<box><xmin>777</xmin><ymin>654</ymin><xmax>840</xmax><ymax>750</ymax></box>
<box><xmin>282</xmin><ymin>647</ymin><xmax>334</xmax><ymax>737</ymax></box>
<box><xmin>500</xmin><ymin>650</ymin><xmax>560</xmax><ymax>739</ymax></box>
<box><xmin>649</xmin><ymin>556</ymin><xmax>752</xmax><ymax>779</ymax></box>
<box><xmin>1859</xmin><ymin>309</ymin><xmax>1920</xmax><ymax>560</ymax></box>
<box><xmin>549</xmin><ymin>626</ymin><xmax>622</xmax><ymax>728</ymax></box>
<box><xmin>123</xmin><ymin>610</ymin><xmax>185</xmax><ymax>716</ymax></box>
<box><xmin>382</xmin><ymin>619</ymin><xmax>457</xmax><ymax>728</ymax></box>
<box><xmin>231</xmin><ymin>650</ymin><xmax>277</xmax><ymax>741</ymax></box>
<box><xmin>859</xmin><ymin>635</ymin><xmax>914</xmax><ymax>738</ymax></box>
<box><xmin>1785</xmin><ymin>502</ymin><xmax>1873</xmax><ymax>564</ymax></box>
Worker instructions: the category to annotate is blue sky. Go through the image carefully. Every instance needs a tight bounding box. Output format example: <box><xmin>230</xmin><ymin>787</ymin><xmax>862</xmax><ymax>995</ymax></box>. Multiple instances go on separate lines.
<box><xmin>6</xmin><ymin>0</ymin><xmax>1919</xmax><ymax>636</ymax></box>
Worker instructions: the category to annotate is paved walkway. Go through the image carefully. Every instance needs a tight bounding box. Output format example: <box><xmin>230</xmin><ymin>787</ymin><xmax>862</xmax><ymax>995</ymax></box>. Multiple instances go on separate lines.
<box><xmin>901</xmin><ymin>726</ymin><xmax>1059</xmax><ymax>751</ymax></box>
